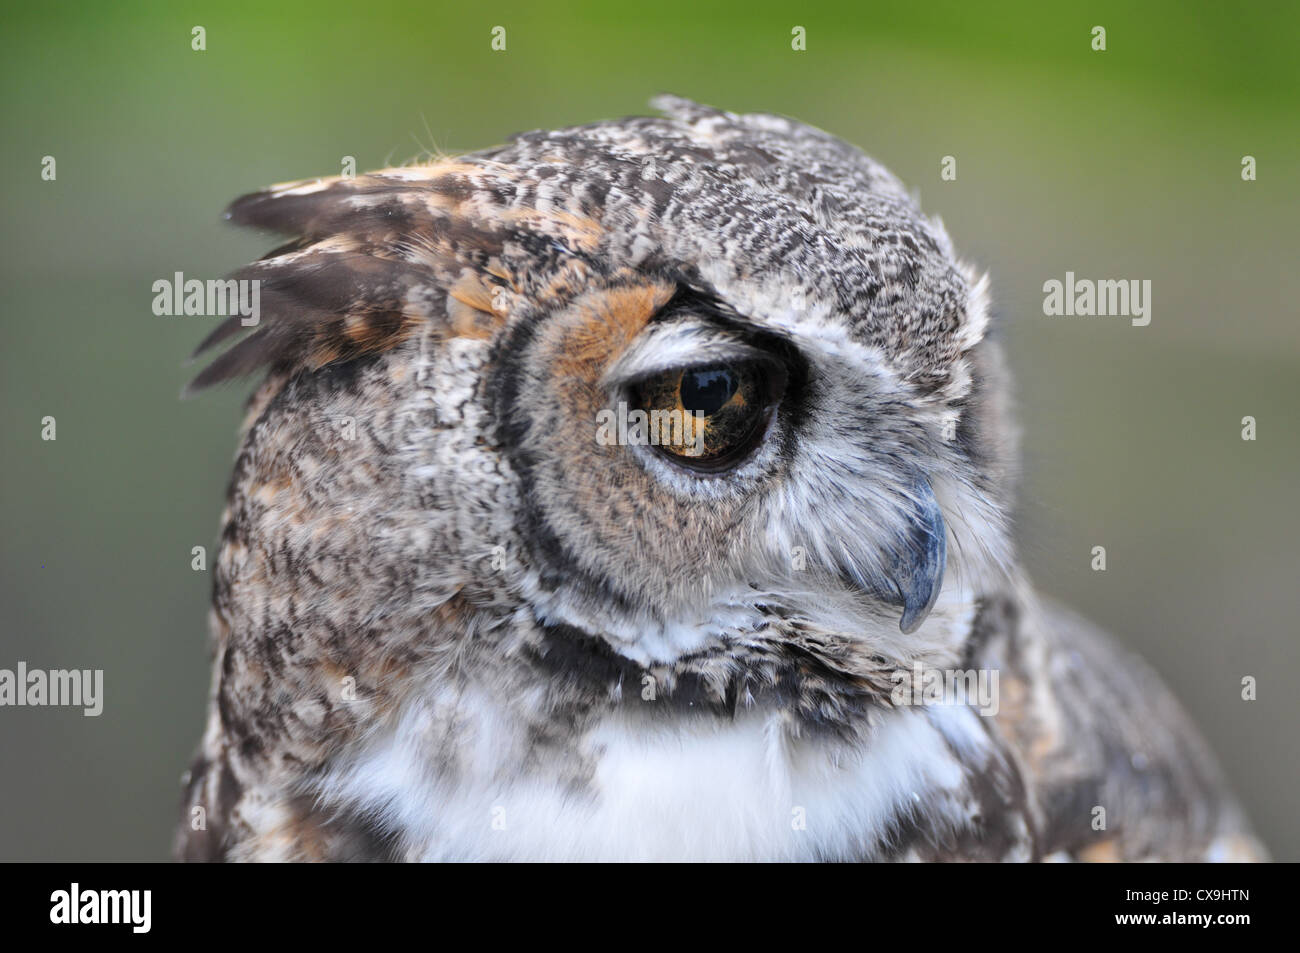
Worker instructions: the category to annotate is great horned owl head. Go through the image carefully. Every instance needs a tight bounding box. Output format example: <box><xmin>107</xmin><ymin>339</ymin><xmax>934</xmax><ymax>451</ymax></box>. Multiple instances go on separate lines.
<box><xmin>193</xmin><ymin>96</ymin><xmax>1017</xmax><ymax>689</ymax></box>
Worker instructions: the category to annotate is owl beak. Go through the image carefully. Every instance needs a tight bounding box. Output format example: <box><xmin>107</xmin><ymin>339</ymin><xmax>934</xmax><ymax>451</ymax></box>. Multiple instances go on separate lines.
<box><xmin>892</xmin><ymin>478</ymin><xmax>947</xmax><ymax>634</ymax></box>
<box><xmin>831</xmin><ymin>476</ymin><xmax>947</xmax><ymax>634</ymax></box>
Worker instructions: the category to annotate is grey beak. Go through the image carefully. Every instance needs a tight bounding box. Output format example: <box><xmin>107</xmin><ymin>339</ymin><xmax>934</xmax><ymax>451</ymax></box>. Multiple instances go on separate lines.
<box><xmin>893</xmin><ymin>476</ymin><xmax>947</xmax><ymax>634</ymax></box>
<box><xmin>833</xmin><ymin>475</ymin><xmax>948</xmax><ymax>634</ymax></box>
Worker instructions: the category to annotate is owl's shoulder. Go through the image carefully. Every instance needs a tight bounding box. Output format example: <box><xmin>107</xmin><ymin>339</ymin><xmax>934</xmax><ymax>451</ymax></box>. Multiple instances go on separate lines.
<box><xmin>985</xmin><ymin>594</ymin><xmax>1267</xmax><ymax>861</ymax></box>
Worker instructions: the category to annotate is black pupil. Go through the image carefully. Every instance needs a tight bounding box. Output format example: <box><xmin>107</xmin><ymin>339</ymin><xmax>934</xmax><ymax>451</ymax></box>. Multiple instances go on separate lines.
<box><xmin>680</xmin><ymin>368</ymin><xmax>738</xmax><ymax>415</ymax></box>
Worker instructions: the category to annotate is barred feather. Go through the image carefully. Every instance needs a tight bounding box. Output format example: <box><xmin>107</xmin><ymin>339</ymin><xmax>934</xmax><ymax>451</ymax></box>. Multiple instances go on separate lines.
<box><xmin>187</xmin><ymin>170</ymin><xmax>486</xmax><ymax>394</ymax></box>
<box><xmin>186</xmin><ymin>162</ymin><xmax>609</xmax><ymax>395</ymax></box>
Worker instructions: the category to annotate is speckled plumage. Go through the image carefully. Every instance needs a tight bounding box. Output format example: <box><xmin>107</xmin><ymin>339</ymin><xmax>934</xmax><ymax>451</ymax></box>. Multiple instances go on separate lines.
<box><xmin>175</xmin><ymin>97</ymin><xmax>1265</xmax><ymax>862</ymax></box>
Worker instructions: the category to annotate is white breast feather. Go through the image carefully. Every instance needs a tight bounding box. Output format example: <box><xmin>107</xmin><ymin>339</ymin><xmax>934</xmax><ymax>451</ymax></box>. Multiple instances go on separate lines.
<box><xmin>319</xmin><ymin>683</ymin><xmax>989</xmax><ymax>861</ymax></box>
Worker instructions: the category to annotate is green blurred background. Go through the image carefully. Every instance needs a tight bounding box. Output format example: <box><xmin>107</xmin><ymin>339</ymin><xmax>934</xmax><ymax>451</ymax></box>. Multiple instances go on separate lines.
<box><xmin>2</xmin><ymin>1</ymin><xmax>1296</xmax><ymax>860</ymax></box>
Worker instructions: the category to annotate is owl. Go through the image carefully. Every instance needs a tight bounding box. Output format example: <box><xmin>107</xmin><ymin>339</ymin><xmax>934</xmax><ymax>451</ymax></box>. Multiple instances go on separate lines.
<box><xmin>175</xmin><ymin>96</ymin><xmax>1265</xmax><ymax>862</ymax></box>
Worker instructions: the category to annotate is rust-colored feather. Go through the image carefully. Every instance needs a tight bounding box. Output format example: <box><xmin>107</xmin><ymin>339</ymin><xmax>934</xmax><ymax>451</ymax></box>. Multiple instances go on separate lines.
<box><xmin>187</xmin><ymin>160</ymin><xmax>608</xmax><ymax>395</ymax></box>
<box><xmin>188</xmin><ymin>172</ymin><xmax>467</xmax><ymax>395</ymax></box>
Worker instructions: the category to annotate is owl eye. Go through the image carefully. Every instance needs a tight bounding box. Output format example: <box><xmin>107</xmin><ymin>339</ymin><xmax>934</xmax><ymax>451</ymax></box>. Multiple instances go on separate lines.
<box><xmin>629</xmin><ymin>360</ymin><xmax>785</xmax><ymax>472</ymax></box>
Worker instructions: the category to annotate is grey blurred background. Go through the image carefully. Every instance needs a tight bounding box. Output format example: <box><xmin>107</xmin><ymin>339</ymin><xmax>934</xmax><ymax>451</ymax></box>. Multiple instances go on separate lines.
<box><xmin>1</xmin><ymin>1</ymin><xmax>1296</xmax><ymax>860</ymax></box>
